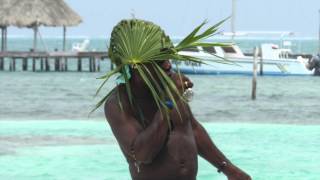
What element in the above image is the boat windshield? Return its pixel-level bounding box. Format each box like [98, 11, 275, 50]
[182, 47, 199, 52]
[203, 46, 216, 54]
[222, 46, 237, 53]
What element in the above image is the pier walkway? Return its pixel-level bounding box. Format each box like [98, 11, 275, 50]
[0, 51, 109, 72]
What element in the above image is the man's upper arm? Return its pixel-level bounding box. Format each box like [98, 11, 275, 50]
[104, 98, 142, 156]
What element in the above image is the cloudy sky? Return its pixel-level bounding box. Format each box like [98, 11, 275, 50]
[7, 0, 320, 38]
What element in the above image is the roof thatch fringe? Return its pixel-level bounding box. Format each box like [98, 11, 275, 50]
[0, 0, 82, 27]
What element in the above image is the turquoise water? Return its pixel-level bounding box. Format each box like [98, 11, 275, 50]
[0, 121, 319, 180]
[1, 38, 320, 179]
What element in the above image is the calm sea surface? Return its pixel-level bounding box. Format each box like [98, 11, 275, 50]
[0, 38, 319, 180]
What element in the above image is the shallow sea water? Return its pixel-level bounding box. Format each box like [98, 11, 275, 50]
[0, 121, 319, 180]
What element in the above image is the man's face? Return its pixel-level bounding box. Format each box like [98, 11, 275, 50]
[160, 60, 193, 94]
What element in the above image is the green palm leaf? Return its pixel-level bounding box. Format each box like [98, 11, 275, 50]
[94, 18, 231, 126]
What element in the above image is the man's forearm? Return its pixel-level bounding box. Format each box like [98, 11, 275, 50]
[192, 119, 232, 171]
[132, 111, 169, 163]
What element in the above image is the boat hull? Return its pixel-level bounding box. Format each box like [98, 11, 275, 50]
[173, 57, 313, 76]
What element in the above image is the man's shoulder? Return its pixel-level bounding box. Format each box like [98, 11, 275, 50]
[104, 86, 130, 121]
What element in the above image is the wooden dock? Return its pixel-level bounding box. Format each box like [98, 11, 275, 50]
[0, 51, 109, 72]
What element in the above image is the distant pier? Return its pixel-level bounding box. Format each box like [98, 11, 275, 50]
[0, 51, 109, 72]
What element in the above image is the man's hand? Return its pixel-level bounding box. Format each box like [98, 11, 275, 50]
[223, 164, 252, 180]
[169, 71, 193, 95]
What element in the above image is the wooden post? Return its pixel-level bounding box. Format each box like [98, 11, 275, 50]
[60, 56, 64, 71]
[0, 27, 3, 70]
[32, 58, 36, 72]
[30, 49, 36, 72]
[1, 27, 3, 51]
[45, 57, 50, 71]
[22, 58, 28, 71]
[9, 58, 13, 71]
[231, 0, 236, 41]
[5, 27, 7, 51]
[318, 9, 320, 54]
[97, 58, 101, 72]
[2, 26, 7, 51]
[0, 58, 3, 71]
[55, 58, 59, 71]
[54, 49, 60, 71]
[93, 57, 96, 72]
[12, 58, 16, 71]
[78, 57, 82, 71]
[62, 26, 67, 72]
[252, 47, 258, 100]
[63, 26, 67, 51]
[64, 58, 68, 71]
[40, 58, 44, 71]
[89, 57, 93, 72]
[259, 47, 263, 76]
[33, 25, 38, 52]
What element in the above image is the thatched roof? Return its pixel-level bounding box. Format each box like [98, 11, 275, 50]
[0, 0, 82, 27]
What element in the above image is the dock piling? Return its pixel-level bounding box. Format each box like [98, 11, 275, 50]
[13, 58, 16, 71]
[32, 58, 36, 72]
[40, 58, 44, 71]
[45, 57, 50, 71]
[93, 57, 96, 72]
[89, 57, 93, 72]
[259, 48, 264, 76]
[22, 58, 28, 71]
[252, 47, 258, 100]
[97, 58, 101, 72]
[64, 58, 68, 71]
[60, 58, 65, 71]
[77, 57, 82, 71]
[54, 57, 60, 71]
[9, 58, 13, 71]
[0, 58, 3, 70]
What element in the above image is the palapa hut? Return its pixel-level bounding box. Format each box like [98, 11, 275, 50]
[0, 0, 82, 51]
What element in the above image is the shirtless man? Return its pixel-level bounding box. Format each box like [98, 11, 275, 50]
[104, 60, 251, 180]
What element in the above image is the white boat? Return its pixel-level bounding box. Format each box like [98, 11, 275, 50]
[72, 39, 90, 52]
[173, 0, 317, 76]
[173, 42, 314, 76]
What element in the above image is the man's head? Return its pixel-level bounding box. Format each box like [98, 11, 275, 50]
[95, 18, 225, 112]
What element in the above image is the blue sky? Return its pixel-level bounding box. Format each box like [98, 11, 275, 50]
[7, 0, 320, 38]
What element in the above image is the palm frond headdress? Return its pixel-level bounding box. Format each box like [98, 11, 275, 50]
[95, 18, 229, 126]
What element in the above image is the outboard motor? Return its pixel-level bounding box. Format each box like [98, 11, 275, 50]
[307, 54, 320, 76]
